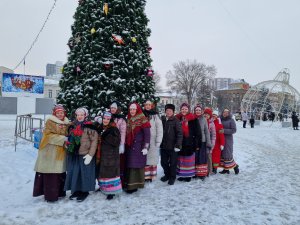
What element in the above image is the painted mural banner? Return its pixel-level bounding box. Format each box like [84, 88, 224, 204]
[2, 73, 44, 97]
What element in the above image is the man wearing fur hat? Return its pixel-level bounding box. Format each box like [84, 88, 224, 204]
[160, 104, 183, 185]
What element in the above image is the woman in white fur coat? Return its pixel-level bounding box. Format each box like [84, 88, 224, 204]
[143, 100, 163, 182]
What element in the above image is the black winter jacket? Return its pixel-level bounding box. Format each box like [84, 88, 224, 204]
[160, 116, 183, 151]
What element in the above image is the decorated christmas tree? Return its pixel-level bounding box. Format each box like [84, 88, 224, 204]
[58, 0, 156, 117]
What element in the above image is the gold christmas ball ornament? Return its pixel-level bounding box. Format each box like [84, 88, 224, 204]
[132, 37, 137, 43]
[91, 28, 96, 34]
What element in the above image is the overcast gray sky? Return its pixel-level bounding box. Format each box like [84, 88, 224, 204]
[0, 0, 299, 91]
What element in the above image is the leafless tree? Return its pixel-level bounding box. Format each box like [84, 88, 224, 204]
[166, 60, 217, 107]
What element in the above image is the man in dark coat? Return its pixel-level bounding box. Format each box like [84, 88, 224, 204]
[160, 104, 183, 185]
[291, 111, 299, 130]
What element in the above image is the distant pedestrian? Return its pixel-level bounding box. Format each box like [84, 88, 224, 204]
[242, 111, 248, 128]
[292, 111, 299, 130]
[249, 115, 255, 128]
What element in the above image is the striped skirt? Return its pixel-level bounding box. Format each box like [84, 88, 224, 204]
[177, 153, 195, 177]
[195, 144, 208, 177]
[219, 158, 237, 170]
[145, 165, 157, 180]
[98, 177, 122, 195]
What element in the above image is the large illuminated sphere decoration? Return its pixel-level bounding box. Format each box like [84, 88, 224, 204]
[241, 68, 300, 119]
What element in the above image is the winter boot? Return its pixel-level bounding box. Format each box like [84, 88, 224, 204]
[76, 192, 89, 202]
[199, 176, 206, 181]
[126, 189, 138, 194]
[177, 177, 185, 181]
[219, 169, 230, 174]
[212, 168, 217, 174]
[168, 179, 175, 185]
[185, 177, 191, 182]
[69, 191, 81, 200]
[234, 165, 240, 175]
[106, 194, 115, 200]
[160, 176, 169, 182]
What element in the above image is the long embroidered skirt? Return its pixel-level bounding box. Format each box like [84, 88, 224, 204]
[144, 165, 157, 180]
[219, 158, 237, 170]
[212, 146, 221, 168]
[195, 143, 208, 177]
[98, 177, 122, 195]
[177, 153, 195, 177]
[220, 146, 237, 170]
[120, 153, 126, 186]
[64, 154, 96, 193]
[124, 168, 145, 190]
[33, 172, 66, 201]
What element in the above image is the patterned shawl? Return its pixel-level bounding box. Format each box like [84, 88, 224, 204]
[126, 103, 151, 147]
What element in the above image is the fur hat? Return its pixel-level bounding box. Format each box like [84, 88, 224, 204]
[165, 104, 175, 112]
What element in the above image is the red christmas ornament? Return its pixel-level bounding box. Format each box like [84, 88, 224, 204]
[147, 47, 152, 53]
[146, 68, 154, 77]
[104, 63, 111, 70]
[103, 61, 113, 70]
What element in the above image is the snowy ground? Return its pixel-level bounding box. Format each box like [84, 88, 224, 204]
[0, 118, 300, 225]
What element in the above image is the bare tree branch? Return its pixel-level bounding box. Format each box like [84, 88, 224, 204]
[166, 60, 217, 106]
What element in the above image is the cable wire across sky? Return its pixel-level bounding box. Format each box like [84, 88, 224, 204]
[13, 0, 58, 71]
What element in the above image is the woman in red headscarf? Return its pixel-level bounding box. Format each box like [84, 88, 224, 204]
[33, 105, 69, 202]
[124, 102, 151, 193]
[176, 103, 200, 182]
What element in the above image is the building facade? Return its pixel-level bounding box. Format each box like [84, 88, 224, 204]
[211, 78, 234, 90]
[46, 61, 63, 77]
[44, 76, 60, 102]
[215, 79, 250, 113]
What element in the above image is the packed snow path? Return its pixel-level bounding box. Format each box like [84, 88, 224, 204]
[0, 120, 299, 225]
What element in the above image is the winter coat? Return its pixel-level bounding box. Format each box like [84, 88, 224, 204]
[78, 124, 99, 156]
[160, 115, 183, 150]
[212, 119, 225, 152]
[34, 115, 69, 174]
[99, 126, 121, 178]
[208, 118, 216, 149]
[126, 127, 151, 168]
[196, 116, 212, 148]
[242, 112, 248, 121]
[176, 114, 201, 156]
[114, 117, 127, 145]
[220, 114, 237, 160]
[146, 114, 163, 165]
[292, 114, 299, 127]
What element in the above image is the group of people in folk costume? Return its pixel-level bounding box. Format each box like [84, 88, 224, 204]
[33, 101, 239, 202]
